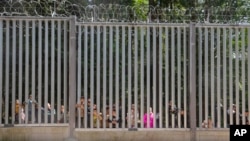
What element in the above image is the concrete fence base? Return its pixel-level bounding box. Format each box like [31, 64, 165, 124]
[0, 126, 229, 141]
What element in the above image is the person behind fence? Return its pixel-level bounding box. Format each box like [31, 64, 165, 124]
[24, 95, 37, 123]
[118, 104, 123, 128]
[107, 105, 121, 128]
[20, 104, 25, 123]
[214, 100, 224, 127]
[15, 99, 26, 124]
[58, 105, 67, 123]
[93, 104, 103, 128]
[75, 96, 85, 127]
[47, 103, 56, 123]
[227, 104, 242, 126]
[180, 108, 185, 128]
[105, 106, 110, 128]
[168, 100, 179, 127]
[15, 99, 21, 124]
[34, 103, 40, 123]
[87, 98, 92, 128]
[143, 107, 154, 128]
[126, 104, 139, 128]
[202, 116, 214, 128]
[245, 110, 249, 125]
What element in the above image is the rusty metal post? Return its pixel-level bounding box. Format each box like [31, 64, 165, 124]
[189, 22, 196, 141]
[68, 16, 76, 140]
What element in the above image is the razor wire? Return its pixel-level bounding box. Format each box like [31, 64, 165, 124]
[0, 0, 250, 23]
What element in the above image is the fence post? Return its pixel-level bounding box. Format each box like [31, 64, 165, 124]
[0, 20, 2, 125]
[189, 22, 196, 141]
[68, 16, 76, 140]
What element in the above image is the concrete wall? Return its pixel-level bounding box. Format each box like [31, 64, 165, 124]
[74, 129, 190, 141]
[0, 126, 229, 141]
[0, 125, 68, 141]
[196, 130, 229, 141]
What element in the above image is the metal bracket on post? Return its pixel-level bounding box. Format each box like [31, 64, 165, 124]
[189, 22, 197, 141]
[66, 16, 77, 141]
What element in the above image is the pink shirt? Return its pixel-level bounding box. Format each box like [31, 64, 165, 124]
[143, 113, 154, 128]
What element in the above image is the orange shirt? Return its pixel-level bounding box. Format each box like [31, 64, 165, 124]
[15, 103, 19, 114]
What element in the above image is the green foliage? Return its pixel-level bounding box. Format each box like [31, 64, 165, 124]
[133, 0, 149, 21]
[134, 0, 148, 5]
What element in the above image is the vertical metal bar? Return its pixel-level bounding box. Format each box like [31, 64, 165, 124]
[109, 25, 113, 128]
[171, 27, 175, 128]
[134, 26, 138, 128]
[44, 20, 49, 124]
[210, 27, 215, 127]
[12, 20, 17, 124]
[31, 20, 36, 124]
[152, 26, 156, 128]
[229, 28, 233, 125]
[38, 20, 42, 124]
[0, 20, 2, 125]
[57, 20, 62, 123]
[63, 20, 68, 123]
[90, 25, 94, 128]
[241, 28, 246, 125]
[24, 20, 29, 124]
[189, 23, 196, 141]
[121, 26, 125, 128]
[51, 20, 55, 123]
[159, 26, 163, 128]
[83, 25, 88, 128]
[18, 20, 23, 124]
[183, 27, 187, 128]
[235, 28, 239, 125]
[248, 28, 250, 124]
[198, 27, 203, 128]
[204, 27, 208, 122]
[115, 25, 119, 128]
[223, 27, 227, 128]
[77, 25, 82, 128]
[128, 26, 132, 128]
[140, 26, 144, 128]
[146, 26, 150, 128]
[216, 27, 221, 128]
[215, 27, 222, 127]
[165, 27, 169, 128]
[221, 28, 227, 128]
[96, 25, 101, 128]
[5, 20, 10, 124]
[102, 26, 107, 128]
[68, 17, 76, 138]
[177, 27, 181, 128]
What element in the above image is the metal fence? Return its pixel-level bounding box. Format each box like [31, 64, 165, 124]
[0, 17, 250, 131]
[75, 23, 189, 129]
[0, 17, 70, 125]
[196, 25, 250, 128]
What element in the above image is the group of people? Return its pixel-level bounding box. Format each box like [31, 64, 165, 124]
[75, 96, 122, 128]
[9, 95, 173, 127]
[12, 95, 249, 128]
[226, 104, 249, 126]
[14, 95, 66, 124]
[74, 96, 182, 128]
[202, 103, 249, 128]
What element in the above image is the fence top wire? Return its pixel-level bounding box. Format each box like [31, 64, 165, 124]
[0, 0, 250, 24]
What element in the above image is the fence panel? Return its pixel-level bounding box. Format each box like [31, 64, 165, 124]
[1, 17, 250, 131]
[75, 23, 190, 129]
[196, 25, 250, 129]
[0, 17, 70, 125]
